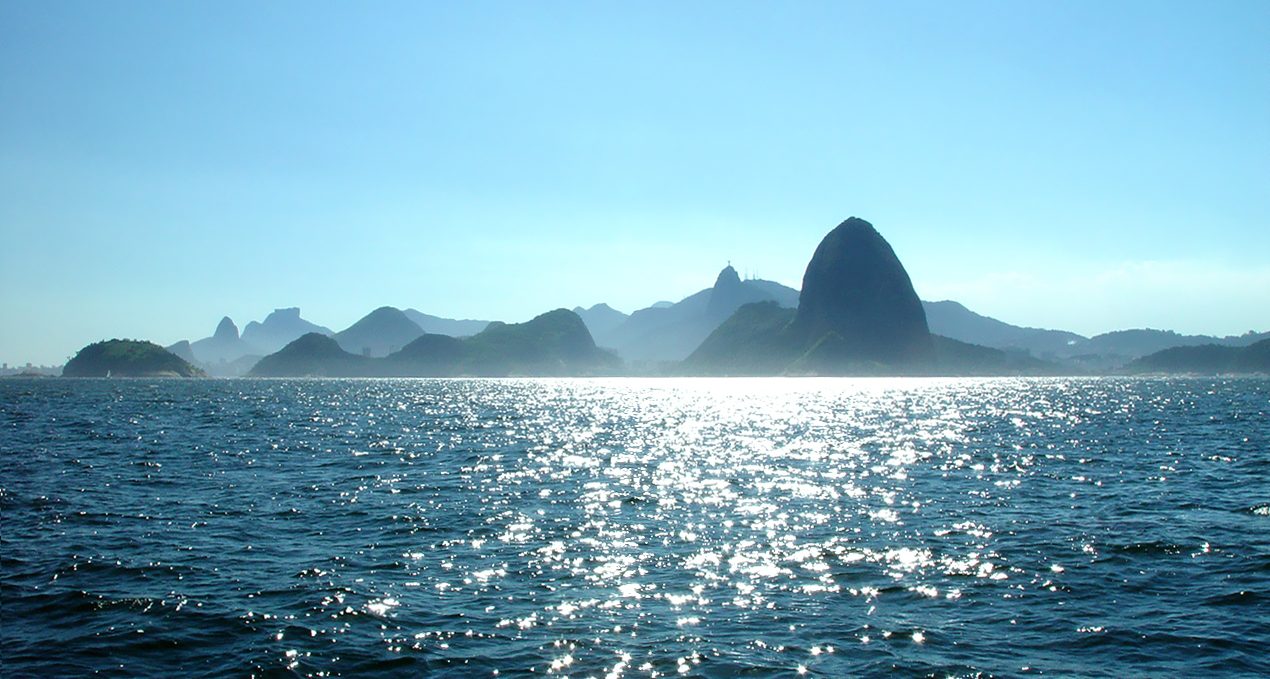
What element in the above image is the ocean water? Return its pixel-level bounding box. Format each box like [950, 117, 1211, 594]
[1, 377, 1266, 678]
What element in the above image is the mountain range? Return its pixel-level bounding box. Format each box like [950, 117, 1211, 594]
[148, 214, 1266, 378]
[250, 309, 617, 377]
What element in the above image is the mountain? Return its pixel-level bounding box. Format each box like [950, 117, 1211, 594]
[744, 279, 800, 308]
[681, 301, 798, 374]
[458, 309, 619, 376]
[189, 316, 259, 365]
[251, 309, 618, 377]
[928, 335, 1062, 376]
[241, 308, 333, 354]
[922, 300, 1085, 359]
[571, 304, 629, 347]
[1127, 339, 1270, 374]
[401, 309, 491, 337]
[1079, 329, 1270, 361]
[250, 333, 373, 377]
[64, 340, 205, 378]
[334, 307, 424, 357]
[790, 217, 932, 363]
[920, 302, 1268, 368]
[601, 265, 801, 363]
[686, 217, 1057, 376]
[166, 340, 197, 364]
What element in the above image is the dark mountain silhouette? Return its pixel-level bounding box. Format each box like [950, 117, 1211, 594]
[241, 308, 333, 354]
[790, 217, 932, 363]
[599, 265, 800, 363]
[251, 333, 373, 377]
[1126, 338, 1270, 374]
[251, 309, 618, 377]
[385, 333, 468, 375]
[401, 309, 491, 337]
[64, 339, 205, 378]
[334, 307, 424, 357]
[686, 217, 1058, 375]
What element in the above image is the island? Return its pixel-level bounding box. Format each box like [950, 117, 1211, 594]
[63, 339, 206, 377]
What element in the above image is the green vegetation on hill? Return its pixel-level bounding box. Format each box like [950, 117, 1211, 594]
[63, 340, 205, 377]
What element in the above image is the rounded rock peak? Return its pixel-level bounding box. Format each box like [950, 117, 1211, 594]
[792, 217, 931, 363]
[713, 264, 742, 289]
[214, 316, 239, 341]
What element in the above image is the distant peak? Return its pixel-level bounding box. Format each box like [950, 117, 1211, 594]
[214, 316, 239, 341]
[269, 307, 301, 319]
[714, 264, 741, 289]
[837, 216, 877, 234]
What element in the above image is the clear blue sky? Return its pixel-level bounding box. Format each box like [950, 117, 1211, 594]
[2, 1, 1267, 365]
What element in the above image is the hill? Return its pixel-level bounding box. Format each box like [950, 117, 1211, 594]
[598, 265, 800, 363]
[241, 308, 334, 354]
[459, 309, 619, 376]
[922, 300, 1085, 359]
[1126, 339, 1270, 374]
[251, 309, 618, 377]
[571, 304, 629, 346]
[335, 307, 425, 357]
[1080, 329, 1270, 361]
[686, 218, 1062, 376]
[63, 340, 205, 378]
[186, 317, 262, 376]
[401, 309, 491, 337]
[250, 333, 375, 377]
[789, 217, 931, 364]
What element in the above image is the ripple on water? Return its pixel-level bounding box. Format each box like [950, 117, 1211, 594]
[1, 376, 1268, 677]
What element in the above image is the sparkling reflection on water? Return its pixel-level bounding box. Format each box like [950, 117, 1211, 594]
[1, 377, 1267, 676]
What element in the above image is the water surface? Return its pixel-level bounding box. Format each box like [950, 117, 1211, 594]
[2, 377, 1267, 676]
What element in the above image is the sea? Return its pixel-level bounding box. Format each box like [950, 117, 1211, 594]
[1, 377, 1266, 677]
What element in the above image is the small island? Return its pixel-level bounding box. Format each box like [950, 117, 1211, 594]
[63, 339, 206, 378]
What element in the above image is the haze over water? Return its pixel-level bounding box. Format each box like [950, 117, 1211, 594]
[2, 377, 1266, 676]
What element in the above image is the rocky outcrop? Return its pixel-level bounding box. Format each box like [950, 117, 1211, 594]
[687, 217, 948, 374]
[190, 316, 258, 365]
[213, 317, 239, 341]
[241, 308, 334, 354]
[790, 217, 932, 364]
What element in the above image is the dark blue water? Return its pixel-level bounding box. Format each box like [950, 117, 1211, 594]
[2, 378, 1267, 677]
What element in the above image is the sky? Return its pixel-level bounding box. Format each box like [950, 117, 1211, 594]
[2, 1, 1268, 365]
